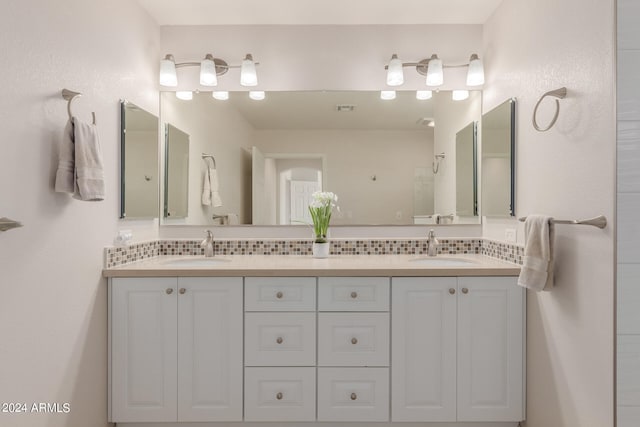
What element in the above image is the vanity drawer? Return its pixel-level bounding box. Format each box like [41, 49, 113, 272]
[317, 367, 389, 421]
[318, 313, 389, 366]
[245, 313, 316, 366]
[245, 277, 316, 312]
[244, 367, 316, 422]
[318, 277, 390, 311]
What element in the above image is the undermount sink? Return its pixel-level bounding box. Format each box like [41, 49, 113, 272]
[408, 257, 477, 267]
[161, 257, 232, 267]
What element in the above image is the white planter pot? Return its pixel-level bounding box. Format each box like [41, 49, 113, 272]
[312, 242, 330, 258]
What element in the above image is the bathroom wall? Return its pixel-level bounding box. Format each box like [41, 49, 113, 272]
[617, 0, 640, 425]
[483, 0, 615, 426]
[0, 1, 159, 427]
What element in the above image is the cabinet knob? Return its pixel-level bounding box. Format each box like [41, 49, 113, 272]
[276, 291, 284, 299]
[276, 337, 284, 344]
[351, 337, 358, 345]
[462, 288, 469, 294]
[350, 393, 357, 401]
[276, 392, 283, 400]
[179, 288, 186, 294]
[449, 288, 456, 294]
[350, 291, 358, 299]
[166, 288, 173, 295]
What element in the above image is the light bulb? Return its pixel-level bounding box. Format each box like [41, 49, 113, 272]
[426, 54, 443, 87]
[176, 91, 193, 101]
[416, 90, 433, 100]
[380, 90, 396, 100]
[212, 91, 229, 100]
[200, 54, 217, 86]
[466, 54, 485, 86]
[240, 54, 258, 87]
[386, 54, 404, 86]
[159, 54, 177, 87]
[452, 90, 469, 101]
[249, 91, 265, 100]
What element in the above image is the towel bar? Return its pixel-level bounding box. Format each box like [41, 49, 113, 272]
[518, 215, 607, 229]
[202, 153, 217, 168]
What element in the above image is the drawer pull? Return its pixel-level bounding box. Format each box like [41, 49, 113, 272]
[462, 288, 469, 294]
[179, 288, 186, 294]
[276, 337, 284, 344]
[166, 288, 173, 295]
[351, 337, 358, 345]
[350, 291, 358, 299]
[449, 288, 456, 294]
[276, 291, 284, 299]
[350, 392, 357, 401]
[276, 392, 283, 400]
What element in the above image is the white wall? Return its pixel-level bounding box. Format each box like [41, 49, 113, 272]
[0, 1, 159, 426]
[483, 1, 615, 426]
[617, 0, 640, 425]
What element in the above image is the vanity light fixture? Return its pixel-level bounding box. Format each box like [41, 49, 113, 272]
[380, 90, 396, 100]
[175, 91, 193, 101]
[384, 53, 485, 88]
[212, 91, 229, 100]
[416, 90, 433, 100]
[249, 90, 265, 100]
[452, 90, 470, 101]
[159, 53, 259, 88]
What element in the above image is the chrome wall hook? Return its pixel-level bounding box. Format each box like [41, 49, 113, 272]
[532, 87, 566, 132]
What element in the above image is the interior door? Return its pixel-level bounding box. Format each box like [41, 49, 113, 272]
[289, 180, 319, 224]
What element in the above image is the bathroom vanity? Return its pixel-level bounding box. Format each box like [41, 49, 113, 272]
[104, 255, 524, 426]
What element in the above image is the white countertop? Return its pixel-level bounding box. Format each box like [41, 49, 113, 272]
[103, 254, 520, 277]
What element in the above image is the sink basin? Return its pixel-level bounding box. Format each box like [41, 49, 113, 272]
[161, 257, 232, 267]
[408, 257, 477, 267]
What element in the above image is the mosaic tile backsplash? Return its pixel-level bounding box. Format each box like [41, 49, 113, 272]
[105, 238, 523, 268]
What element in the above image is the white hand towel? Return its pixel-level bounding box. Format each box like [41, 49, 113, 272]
[209, 168, 223, 207]
[55, 119, 75, 193]
[202, 167, 212, 206]
[73, 118, 105, 201]
[518, 214, 555, 291]
[226, 213, 239, 225]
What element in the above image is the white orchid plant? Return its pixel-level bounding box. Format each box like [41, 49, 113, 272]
[309, 191, 338, 243]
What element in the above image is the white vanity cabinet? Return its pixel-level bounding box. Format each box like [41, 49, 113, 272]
[109, 277, 243, 423]
[392, 276, 525, 423]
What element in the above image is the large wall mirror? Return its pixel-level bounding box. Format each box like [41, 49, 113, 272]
[119, 101, 159, 219]
[481, 98, 516, 217]
[160, 90, 481, 226]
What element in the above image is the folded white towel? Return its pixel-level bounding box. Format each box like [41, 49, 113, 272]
[209, 168, 222, 207]
[54, 119, 75, 193]
[518, 215, 555, 291]
[202, 167, 212, 206]
[73, 118, 104, 201]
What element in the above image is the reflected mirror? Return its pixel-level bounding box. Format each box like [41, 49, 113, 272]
[160, 90, 481, 226]
[481, 98, 516, 217]
[456, 121, 478, 217]
[164, 124, 190, 219]
[119, 101, 159, 219]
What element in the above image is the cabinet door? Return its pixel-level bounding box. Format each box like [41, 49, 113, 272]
[111, 278, 178, 422]
[457, 276, 524, 422]
[177, 277, 243, 421]
[391, 277, 457, 422]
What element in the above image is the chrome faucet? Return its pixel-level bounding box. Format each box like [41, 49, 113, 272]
[201, 230, 215, 257]
[426, 229, 439, 257]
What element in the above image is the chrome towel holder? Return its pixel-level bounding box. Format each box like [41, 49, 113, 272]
[518, 214, 607, 229]
[0, 217, 23, 232]
[532, 87, 566, 132]
[62, 88, 96, 125]
[202, 153, 217, 169]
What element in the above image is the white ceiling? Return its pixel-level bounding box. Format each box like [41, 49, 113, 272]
[137, 0, 503, 26]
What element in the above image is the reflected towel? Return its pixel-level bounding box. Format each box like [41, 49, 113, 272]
[202, 167, 212, 206]
[55, 120, 75, 193]
[517, 215, 555, 291]
[209, 168, 222, 207]
[73, 118, 104, 201]
[226, 213, 239, 225]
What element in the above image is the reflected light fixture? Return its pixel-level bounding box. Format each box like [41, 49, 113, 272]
[159, 53, 259, 88]
[241, 54, 258, 87]
[386, 54, 404, 86]
[380, 90, 396, 100]
[452, 90, 470, 101]
[212, 91, 229, 100]
[176, 91, 193, 100]
[249, 90, 265, 100]
[384, 53, 485, 88]
[416, 90, 433, 100]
